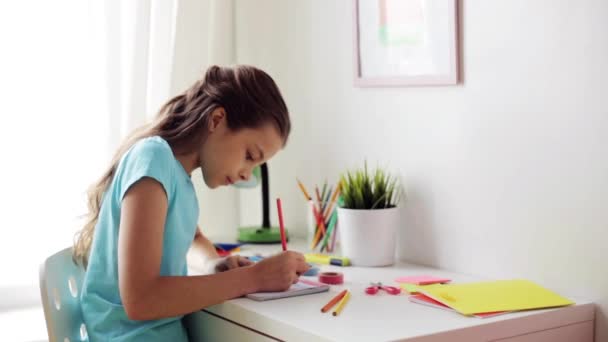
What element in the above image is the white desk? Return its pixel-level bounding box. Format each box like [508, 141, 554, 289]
[184, 240, 594, 342]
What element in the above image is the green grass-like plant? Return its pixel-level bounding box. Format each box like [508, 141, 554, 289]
[339, 162, 400, 210]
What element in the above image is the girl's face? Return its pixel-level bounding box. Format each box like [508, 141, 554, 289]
[198, 107, 284, 189]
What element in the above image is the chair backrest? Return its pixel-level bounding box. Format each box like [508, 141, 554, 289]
[39, 247, 88, 342]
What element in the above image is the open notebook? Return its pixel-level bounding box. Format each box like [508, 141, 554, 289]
[246, 278, 330, 301]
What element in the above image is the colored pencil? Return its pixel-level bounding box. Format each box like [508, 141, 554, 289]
[276, 198, 287, 251]
[329, 222, 338, 253]
[321, 290, 347, 313]
[315, 186, 322, 204]
[310, 216, 327, 250]
[323, 182, 342, 220]
[320, 181, 328, 204]
[311, 204, 326, 236]
[320, 210, 338, 252]
[296, 178, 312, 201]
[332, 290, 351, 316]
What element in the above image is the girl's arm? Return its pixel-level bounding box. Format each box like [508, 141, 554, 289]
[118, 177, 308, 321]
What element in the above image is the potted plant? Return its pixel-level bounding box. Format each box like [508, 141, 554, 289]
[338, 162, 401, 266]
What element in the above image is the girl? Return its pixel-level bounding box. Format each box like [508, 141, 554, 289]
[74, 65, 310, 341]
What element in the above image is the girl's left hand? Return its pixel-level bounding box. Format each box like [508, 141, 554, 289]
[214, 255, 253, 273]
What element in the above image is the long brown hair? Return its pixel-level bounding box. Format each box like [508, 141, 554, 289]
[73, 65, 290, 266]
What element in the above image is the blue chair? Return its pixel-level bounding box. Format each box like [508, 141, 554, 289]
[39, 248, 88, 342]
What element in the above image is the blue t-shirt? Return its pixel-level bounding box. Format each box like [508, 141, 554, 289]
[81, 136, 199, 341]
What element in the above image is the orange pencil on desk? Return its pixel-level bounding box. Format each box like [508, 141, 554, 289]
[321, 290, 347, 313]
[276, 198, 287, 251]
[332, 290, 351, 316]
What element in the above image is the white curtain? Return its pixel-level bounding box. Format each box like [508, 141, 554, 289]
[0, 0, 179, 309]
[0, 0, 239, 315]
[0, 0, 240, 311]
[94, 0, 179, 151]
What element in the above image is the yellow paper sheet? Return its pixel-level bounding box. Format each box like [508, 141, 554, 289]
[400, 283, 421, 294]
[418, 279, 574, 315]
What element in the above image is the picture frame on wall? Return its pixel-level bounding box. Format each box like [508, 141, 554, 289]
[353, 0, 459, 87]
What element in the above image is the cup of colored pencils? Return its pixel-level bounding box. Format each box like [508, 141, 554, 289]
[297, 178, 341, 252]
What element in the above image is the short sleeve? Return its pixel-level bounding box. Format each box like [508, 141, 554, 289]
[116, 138, 176, 203]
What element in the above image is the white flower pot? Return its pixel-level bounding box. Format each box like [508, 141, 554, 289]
[337, 207, 400, 267]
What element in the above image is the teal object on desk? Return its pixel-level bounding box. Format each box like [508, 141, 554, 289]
[303, 266, 320, 276]
[247, 255, 265, 262]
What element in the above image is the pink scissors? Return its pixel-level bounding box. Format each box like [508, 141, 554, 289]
[365, 282, 402, 295]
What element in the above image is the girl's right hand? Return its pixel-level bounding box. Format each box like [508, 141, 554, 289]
[251, 251, 310, 292]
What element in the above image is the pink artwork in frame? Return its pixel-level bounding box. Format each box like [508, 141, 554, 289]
[353, 0, 459, 87]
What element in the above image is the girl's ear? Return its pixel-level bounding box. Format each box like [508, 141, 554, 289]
[208, 107, 226, 133]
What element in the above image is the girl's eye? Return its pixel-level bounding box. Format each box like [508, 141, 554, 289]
[246, 152, 254, 161]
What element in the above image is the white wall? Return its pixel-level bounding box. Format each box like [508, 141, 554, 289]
[234, 0, 608, 340]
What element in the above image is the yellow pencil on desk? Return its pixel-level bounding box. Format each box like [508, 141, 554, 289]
[332, 290, 351, 316]
[321, 289, 347, 313]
